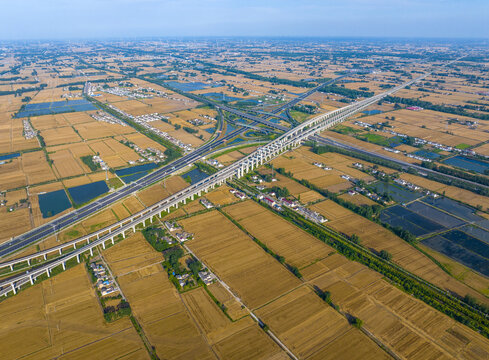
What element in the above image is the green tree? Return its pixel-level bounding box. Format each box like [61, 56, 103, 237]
[379, 250, 392, 261]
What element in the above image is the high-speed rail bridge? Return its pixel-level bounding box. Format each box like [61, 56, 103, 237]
[0, 76, 345, 259]
[0, 71, 427, 297]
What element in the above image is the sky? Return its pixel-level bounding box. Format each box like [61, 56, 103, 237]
[0, 0, 487, 40]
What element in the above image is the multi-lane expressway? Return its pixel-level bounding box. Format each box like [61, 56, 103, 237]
[0, 71, 427, 296]
[0, 76, 345, 259]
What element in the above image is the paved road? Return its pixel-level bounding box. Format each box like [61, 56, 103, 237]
[0, 127, 240, 257]
[0, 78, 342, 258]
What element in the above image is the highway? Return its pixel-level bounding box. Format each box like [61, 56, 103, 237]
[0, 77, 344, 258]
[0, 70, 425, 295]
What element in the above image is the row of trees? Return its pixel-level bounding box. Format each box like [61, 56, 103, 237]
[277, 208, 489, 337]
[385, 95, 489, 120]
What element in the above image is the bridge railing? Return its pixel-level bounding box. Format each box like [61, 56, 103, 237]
[0, 72, 428, 297]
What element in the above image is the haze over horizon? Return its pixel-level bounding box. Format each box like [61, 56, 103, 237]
[1, 0, 488, 40]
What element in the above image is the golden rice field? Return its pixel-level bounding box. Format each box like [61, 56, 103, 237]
[255, 285, 389, 360]
[181, 210, 302, 309]
[310, 199, 489, 305]
[0, 264, 147, 359]
[104, 233, 285, 360]
[305, 253, 489, 360]
[224, 200, 333, 269]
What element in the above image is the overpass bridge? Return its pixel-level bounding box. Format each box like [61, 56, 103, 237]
[0, 71, 428, 297]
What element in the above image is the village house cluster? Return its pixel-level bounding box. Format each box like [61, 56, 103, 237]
[229, 188, 247, 200]
[256, 193, 328, 224]
[205, 158, 224, 168]
[200, 198, 214, 209]
[313, 162, 332, 170]
[22, 119, 37, 139]
[92, 155, 109, 170]
[106, 104, 194, 153]
[164, 221, 193, 243]
[89, 261, 118, 296]
[100, 86, 153, 99]
[133, 113, 194, 153]
[90, 110, 127, 126]
[120, 140, 167, 164]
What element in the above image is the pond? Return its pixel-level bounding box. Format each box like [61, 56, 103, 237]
[224, 123, 237, 135]
[165, 81, 211, 92]
[422, 230, 489, 276]
[380, 205, 445, 237]
[414, 150, 440, 160]
[228, 138, 245, 146]
[38, 189, 71, 218]
[120, 171, 149, 184]
[372, 181, 422, 203]
[422, 197, 480, 222]
[15, 99, 97, 118]
[0, 152, 20, 161]
[363, 109, 382, 115]
[442, 156, 489, 174]
[68, 181, 109, 205]
[181, 168, 208, 184]
[115, 163, 158, 177]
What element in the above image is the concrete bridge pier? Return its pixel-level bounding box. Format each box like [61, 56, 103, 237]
[102, 241, 106, 250]
[76, 254, 80, 263]
[111, 237, 115, 245]
[43, 254, 47, 261]
[46, 268, 50, 277]
[11, 283, 16, 295]
[62, 262, 66, 270]
[90, 247, 93, 256]
[9, 265, 13, 272]
[29, 275, 34, 286]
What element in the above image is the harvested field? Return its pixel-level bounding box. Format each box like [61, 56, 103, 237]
[119, 133, 167, 153]
[50, 148, 85, 178]
[74, 120, 132, 140]
[207, 282, 249, 320]
[123, 196, 145, 214]
[182, 198, 205, 214]
[40, 126, 81, 146]
[181, 210, 301, 309]
[338, 192, 377, 206]
[213, 324, 288, 360]
[255, 285, 387, 359]
[182, 286, 286, 359]
[104, 234, 216, 359]
[0, 264, 147, 359]
[224, 200, 334, 268]
[316, 271, 489, 360]
[204, 185, 240, 206]
[0, 158, 26, 190]
[0, 207, 31, 244]
[311, 199, 489, 305]
[30, 113, 69, 130]
[215, 150, 245, 166]
[270, 149, 375, 193]
[137, 176, 188, 207]
[22, 151, 57, 185]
